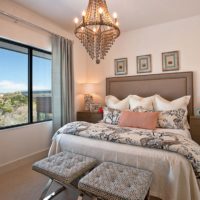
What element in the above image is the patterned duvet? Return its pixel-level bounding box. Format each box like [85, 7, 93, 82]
[54, 121, 200, 178]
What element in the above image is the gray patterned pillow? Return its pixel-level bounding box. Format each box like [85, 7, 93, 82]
[132, 106, 186, 129]
[158, 108, 186, 129]
[103, 107, 121, 125]
[132, 106, 153, 112]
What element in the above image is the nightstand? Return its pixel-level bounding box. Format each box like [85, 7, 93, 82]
[77, 111, 103, 123]
[190, 116, 200, 145]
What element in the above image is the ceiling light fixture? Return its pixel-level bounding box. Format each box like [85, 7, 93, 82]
[74, 0, 120, 64]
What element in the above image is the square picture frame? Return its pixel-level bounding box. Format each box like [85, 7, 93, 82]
[137, 54, 152, 74]
[114, 58, 128, 75]
[89, 103, 101, 112]
[162, 51, 179, 71]
[194, 108, 200, 117]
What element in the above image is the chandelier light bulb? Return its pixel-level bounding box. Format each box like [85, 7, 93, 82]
[113, 12, 118, 19]
[74, 17, 79, 24]
[98, 7, 103, 14]
[116, 21, 119, 26]
[93, 27, 97, 32]
[82, 10, 86, 16]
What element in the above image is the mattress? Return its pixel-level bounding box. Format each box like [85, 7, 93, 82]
[49, 126, 200, 200]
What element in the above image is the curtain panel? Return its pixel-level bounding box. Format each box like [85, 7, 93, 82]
[52, 36, 74, 133]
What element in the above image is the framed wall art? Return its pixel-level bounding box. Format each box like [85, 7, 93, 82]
[114, 58, 128, 75]
[137, 54, 152, 74]
[162, 51, 179, 71]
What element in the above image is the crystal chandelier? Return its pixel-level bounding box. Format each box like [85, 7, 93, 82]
[74, 0, 120, 64]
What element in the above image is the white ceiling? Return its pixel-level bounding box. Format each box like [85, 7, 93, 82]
[12, 0, 200, 32]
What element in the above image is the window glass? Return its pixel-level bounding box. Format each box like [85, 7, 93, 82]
[0, 41, 28, 127]
[32, 50, 52, 122]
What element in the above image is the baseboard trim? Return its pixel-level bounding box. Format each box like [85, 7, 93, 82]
[0, 148, 49, 175]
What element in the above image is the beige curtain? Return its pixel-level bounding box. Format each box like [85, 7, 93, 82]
[52, 35, 74, 132]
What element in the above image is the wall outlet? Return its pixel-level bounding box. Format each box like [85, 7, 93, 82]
[194, 108, 200, 116]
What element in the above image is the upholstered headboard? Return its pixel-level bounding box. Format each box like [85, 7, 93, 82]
[106, 72, 194, 116]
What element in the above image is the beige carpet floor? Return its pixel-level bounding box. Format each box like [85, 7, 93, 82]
[0, 163, 160, 200]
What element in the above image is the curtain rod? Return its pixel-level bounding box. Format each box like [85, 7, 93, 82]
[0, 10, 66, 38]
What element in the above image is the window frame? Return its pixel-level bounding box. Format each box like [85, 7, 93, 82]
[0, 38, 52, 130]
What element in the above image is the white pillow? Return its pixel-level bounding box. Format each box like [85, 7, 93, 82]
[105, 95, 129, 111]
[129, 95, 155, 111]
[153, 95, 191, 111]
[153, 95, 191, 129]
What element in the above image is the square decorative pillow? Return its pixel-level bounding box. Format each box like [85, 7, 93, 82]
[158, 108, 186, 129]
[103, 107, 121, 125]
[129, 95, 155, 111]
[105, 95, 129, 111]
[153, 95, 191, 129]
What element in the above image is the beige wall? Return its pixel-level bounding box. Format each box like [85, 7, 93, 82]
[87, 15, 200, 111]
[0, 0, 87, 167]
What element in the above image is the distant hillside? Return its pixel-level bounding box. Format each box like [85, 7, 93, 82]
[22, 90, 51, 97]
[0, 90, 51, 97]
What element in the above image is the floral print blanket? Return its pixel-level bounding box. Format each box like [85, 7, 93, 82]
[54, 121, 200, 178]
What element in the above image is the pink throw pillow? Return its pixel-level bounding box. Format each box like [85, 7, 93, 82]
[119, 111, 159, 130]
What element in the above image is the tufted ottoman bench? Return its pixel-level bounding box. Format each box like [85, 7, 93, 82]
[32, 151, 97, 200]
[78, 162, 152, 200]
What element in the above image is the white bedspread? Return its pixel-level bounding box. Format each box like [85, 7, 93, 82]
[49, 127, 200, 200]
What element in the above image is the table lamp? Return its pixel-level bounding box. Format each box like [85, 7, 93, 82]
[82, 83, 94, 111]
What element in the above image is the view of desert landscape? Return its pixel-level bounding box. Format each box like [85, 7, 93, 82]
[0, 91, 52, 127]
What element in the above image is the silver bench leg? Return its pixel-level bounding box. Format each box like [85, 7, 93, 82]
[39, 179, 53, 200]
[39, 179, 65, 200]
[43, 186, 65, 200]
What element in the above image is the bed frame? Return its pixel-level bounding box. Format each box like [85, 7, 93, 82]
[106, 71, 194, 116]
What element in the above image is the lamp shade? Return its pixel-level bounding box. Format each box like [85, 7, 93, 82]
[82, 83, 95, 94]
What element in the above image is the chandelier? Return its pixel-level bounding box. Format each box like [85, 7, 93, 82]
[74, 0, 120, 64]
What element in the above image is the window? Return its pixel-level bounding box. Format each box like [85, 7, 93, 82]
[0, 38, 52, 129]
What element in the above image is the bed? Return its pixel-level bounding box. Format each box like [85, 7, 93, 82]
[49, 71, 200, 200]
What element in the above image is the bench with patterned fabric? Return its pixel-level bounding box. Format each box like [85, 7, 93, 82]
[32, 151, 97, 200]
[78, 162, 152, 200]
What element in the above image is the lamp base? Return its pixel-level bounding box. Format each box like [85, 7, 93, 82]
[84, 94, 93, 111]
